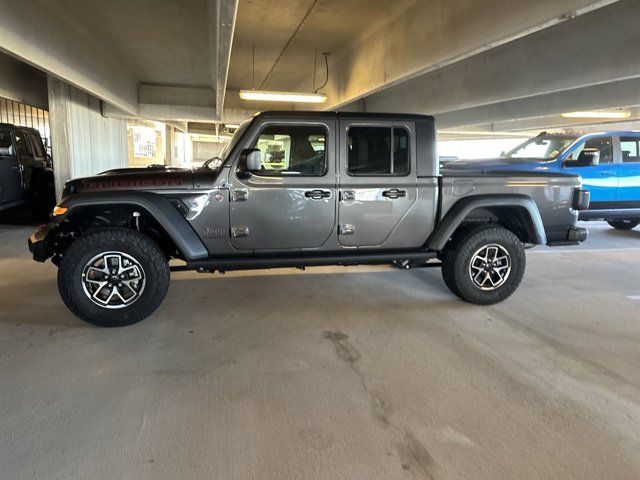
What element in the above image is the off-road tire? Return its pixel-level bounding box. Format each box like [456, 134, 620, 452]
[441, 225, 526, 305]
[57, 228, 170, 327]
[607, 219, 640, 230]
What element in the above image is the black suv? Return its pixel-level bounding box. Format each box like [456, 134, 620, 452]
[0, 123, 55, 218]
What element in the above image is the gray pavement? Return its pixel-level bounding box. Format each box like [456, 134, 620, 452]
[1, 214, 640, 479]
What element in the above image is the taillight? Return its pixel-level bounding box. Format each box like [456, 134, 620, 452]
[572, 189, 590, 211]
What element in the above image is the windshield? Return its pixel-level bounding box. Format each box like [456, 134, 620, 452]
[220, 121, 250, 160]
[504, 135, 577, 160]
[203, 120, 251, 171]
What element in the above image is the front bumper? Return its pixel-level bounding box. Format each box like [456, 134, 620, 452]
[28, 225, 54, 262]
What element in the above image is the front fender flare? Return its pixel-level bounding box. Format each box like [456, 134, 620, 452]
[56, 191, 209, 260]
[427, 194, 547, 251]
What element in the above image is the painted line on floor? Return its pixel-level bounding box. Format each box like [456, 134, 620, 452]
[529, 247, 640, 255]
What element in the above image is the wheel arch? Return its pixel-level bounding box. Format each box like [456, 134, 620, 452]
[428, 194, 547, 251]
[55, 191, 208, 261]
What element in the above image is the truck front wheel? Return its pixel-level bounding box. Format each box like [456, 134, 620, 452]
[57, 228, 170, 327]
[441, 225, 525, 305]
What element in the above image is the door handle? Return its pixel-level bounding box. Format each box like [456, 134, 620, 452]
[305, 189, 331, 200]
[600, 171, 615, 176]
[382, 189, 406, 199]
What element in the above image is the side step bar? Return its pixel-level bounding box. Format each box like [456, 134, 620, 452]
[171, 250, 438, 273]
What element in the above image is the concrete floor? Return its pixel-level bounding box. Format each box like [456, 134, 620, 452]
[1, 208, 640, 479]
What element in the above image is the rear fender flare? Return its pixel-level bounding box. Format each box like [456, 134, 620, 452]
[427, 194, 547, 251]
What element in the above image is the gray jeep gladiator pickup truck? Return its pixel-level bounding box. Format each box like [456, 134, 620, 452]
[28, 112, 589, 327]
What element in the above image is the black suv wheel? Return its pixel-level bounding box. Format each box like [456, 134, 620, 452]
[441, 225, 526, 305]
[57, 228, 170, 327]
[607, 219, 640, 230]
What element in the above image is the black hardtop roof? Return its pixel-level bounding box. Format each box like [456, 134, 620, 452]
[0, 123, 42, 134]
[255, 111, 434, 122]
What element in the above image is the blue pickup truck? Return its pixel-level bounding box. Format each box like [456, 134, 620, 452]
[443, 131, 640, 230]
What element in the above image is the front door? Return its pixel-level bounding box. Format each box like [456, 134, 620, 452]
[229, 120, 336, 252]
[561, 135, 618, 209]
[14, 129, 35, 187]
[337, 120, 418, 248]
[0, 130, 22, 204]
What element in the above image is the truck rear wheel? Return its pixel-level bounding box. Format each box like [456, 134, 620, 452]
[441, 225, 525, 305]
[57, 228, 170, 327]
[607, 219, 640, 230]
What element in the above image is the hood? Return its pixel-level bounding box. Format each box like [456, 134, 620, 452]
[64, 168, 196, 194]
[441, 157, 553, 174]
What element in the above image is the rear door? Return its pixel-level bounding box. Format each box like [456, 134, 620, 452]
[337, 119, 418, 248]
[561, 135, 618, 208]
[0, 129, 22, 204]
[618, 135, 640, 209]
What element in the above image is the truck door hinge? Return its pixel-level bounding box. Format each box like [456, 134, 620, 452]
[231, 189, 248, 202]
[340, 190, 355, 201]
[231, 226, 250, 238]
[339, 224, 355, 235]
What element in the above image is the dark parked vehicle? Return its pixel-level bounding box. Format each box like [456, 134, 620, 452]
[29, 112, 589, 327]
[0, 123, 55, 218]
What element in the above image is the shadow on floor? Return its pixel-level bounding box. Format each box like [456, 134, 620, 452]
[0, 204, 39, 227]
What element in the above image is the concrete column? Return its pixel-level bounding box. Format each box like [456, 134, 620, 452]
[165, 125, 173, 166]
[47, 75, 127, 199]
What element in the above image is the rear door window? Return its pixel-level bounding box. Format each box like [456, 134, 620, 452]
[28, 132, 45, 157]
[620, 137, 640, 163]
[347, 126, 410, 176]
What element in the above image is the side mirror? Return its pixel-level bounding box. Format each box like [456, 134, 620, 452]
[237, 148, 262, 178]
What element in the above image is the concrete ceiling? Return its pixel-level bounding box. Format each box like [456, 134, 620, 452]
[0, 0, 238, 121]
[227, 0, 415, 93]
[2, 0, 638, 134]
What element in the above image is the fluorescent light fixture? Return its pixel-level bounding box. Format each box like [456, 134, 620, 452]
[239, 90, 327, 103]
[561, 110, 631, 119]
[439, 130, 529, 137]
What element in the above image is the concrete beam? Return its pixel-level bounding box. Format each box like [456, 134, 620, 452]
[0, 0, 138, 113]
[0, 52, 48, 110]
[211, 0, 239, 117]
[436, 77, 640, 129]
[362, 0, 640, 118]
[298, 0, 620, 110]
